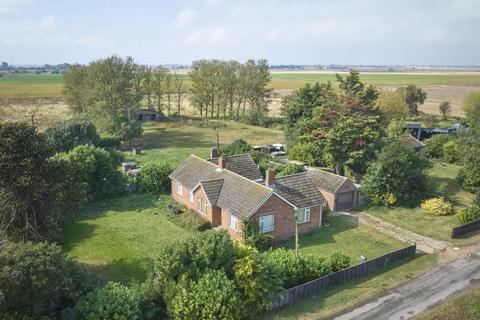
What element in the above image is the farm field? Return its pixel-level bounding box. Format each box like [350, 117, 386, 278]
[265, 252, 437, 320]
[366, 161, 478, 245]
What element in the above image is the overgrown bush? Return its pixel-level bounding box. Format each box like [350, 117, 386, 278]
[421, 198, 454, 216]
[74, 282, 160, 320]
[55, 145, 126, 200]
[263, 249, 351, 288]
[137, 162, 172, 194]
[423, 134, 451, 159]
[168, 270, 243, 320]
[242, 219, 273, 252]
[457, 205, 480, 224]
[360, 142, 430, 206]
[45, 119, 100, 153]
[233, 252, 283, 316]
[442, 140, 460, 163]
[220, 138, 253, 156]
[98, 135, 121, 150]
[0, 241, 96, 319]
[276, 163, 305, 177]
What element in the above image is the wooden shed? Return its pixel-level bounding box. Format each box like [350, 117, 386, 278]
[306, 168, 358, 212]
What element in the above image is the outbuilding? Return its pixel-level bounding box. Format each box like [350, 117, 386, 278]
[306, 168, 358, 212]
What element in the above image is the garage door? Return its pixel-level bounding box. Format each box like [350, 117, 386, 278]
[336, 192, 354, 211]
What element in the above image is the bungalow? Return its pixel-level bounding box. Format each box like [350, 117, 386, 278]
[169, 154, 326, 241]
[306, 167, 358, 212]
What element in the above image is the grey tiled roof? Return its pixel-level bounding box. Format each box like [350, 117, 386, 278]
[207, 154, 263, 181]
[170, 155, 272, 218]
[306, 167, 348, 193]
[270, 172, 326, 209]
[201, 179, 224, 205]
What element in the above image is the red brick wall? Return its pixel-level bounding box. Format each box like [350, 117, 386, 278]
[250, 194, 322, 242]
[220, 209, 243, 241]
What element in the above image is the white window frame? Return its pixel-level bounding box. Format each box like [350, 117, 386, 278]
[188, 190, 193, 203]
[229, 214, 239, 231]
[259, 213, 274, 233]
[296, 207, 311, 224]
[175, 181, 183, 196]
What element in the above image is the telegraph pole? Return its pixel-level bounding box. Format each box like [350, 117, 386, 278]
[294, 212, 299, 258]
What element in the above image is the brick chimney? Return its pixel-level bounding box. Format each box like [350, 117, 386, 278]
[265, 169, 275, 186]
[211, 147, 219, 159]
[218, 156, 225, 169]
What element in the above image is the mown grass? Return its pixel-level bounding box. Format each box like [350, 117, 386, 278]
[266, 252, 437, 320]
[415, 286, 480, 320]
[280, 215, 405, 262]
[366, 161, 478, 244]
[124, 120, 284, 167]
[62, 193, 194, 283]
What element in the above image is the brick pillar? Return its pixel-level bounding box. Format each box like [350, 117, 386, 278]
[218, 156, 225, 169]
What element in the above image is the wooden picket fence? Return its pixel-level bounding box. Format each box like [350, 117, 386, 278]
[451, 219, 480, 238]
[270, 244, 417, 310]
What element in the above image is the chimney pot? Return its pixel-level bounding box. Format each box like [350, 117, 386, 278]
[218, 156, 225, 169]
[211, 147, 219, 159]
[265, 168, 275, 186]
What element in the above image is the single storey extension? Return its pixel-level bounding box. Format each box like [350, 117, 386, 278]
[169, 154, 327, 241]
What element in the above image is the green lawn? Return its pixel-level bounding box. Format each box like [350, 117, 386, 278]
[62, 193, 194, 283]
[366, 161, 477, 244]
[124, 120, 283, 167]
[280, 215, 405, 262]
[0, 73, 64, 98]
[415, 286, 480, 320]
[266, 253, 437, 320]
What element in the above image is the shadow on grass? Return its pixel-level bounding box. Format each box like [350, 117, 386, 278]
[263, 252, 427, 319]
[278, 215, 358, 250]
[94, 257, 153, 283]
[140, 123, 218, 150]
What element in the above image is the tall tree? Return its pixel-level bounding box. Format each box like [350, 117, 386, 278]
[63, 64, 89, 114]
[153, 68, 168, 113]
[377, 90, 409, 120]
[142, 68, 155, 108]
[172, 70, 186, 116]
[164, 70, 174, 117]
[400, 84, 427, 115]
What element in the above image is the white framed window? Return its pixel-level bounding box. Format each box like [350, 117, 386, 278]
[296, 207, 311, 224]
[259, 214, 274, 233]
[229, 214, 239, 231]
[175, 181, 182, 195]
[202, 199, 208, 214]
[188, 190, 193, 203]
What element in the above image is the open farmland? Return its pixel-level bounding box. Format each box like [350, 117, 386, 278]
[1, 70, 480, 124]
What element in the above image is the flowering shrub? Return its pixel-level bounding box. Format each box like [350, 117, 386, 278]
[421, 198, 454, 216]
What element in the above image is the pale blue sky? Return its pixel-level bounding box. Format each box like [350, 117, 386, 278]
[1, 0, 479, 65]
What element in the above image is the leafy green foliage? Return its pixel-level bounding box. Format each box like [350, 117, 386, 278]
[442, 140, 460, 163]
[0, 241, 95, 319]
[73, 282, 160, 320]
[399, 84, 427, 115]
[168, 270, 243, 320]
[423, 134, 451, 159]
[360, 142, 430, 206]
[457, 205, 480, 224]
[276, 163, 305, 177]
[463, 91, 480, 129]
[421, 198, 454, 216]
[152, 230, 236, 295]
[242, 219, 273, 252]
[167, 202, 212, 231]
[263, 249, 351, 288]
[220, 138, 253, 156]
[63, 56, 143, 143]
[439, 101, 451, 120]
[0, 122, 84, 241]
[56, 145, 125, 200]
[377, 90, 409, 120]
[283, 71, 385, 174]
[233, 252, 283, 316]
[45, 119, 100, 152]
[137, 162, 172, 194]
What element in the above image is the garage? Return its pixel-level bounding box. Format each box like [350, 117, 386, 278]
[306, 167, 358, 212]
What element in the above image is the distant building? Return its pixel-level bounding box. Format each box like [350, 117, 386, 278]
[136, 108, 162, 122]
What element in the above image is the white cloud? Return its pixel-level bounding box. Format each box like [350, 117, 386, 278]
[39, 14, 55, 29]
[174, 9, 197, 28]
[205, 0, 223, 6]
[184, 27, 228, 46]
